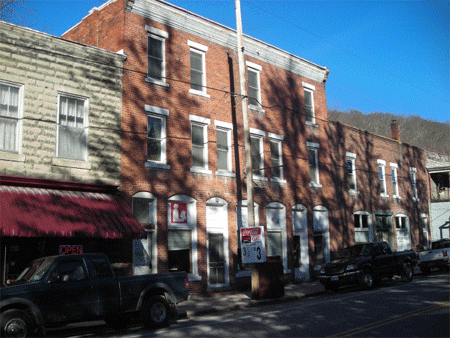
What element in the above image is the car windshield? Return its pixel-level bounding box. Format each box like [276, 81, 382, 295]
[339, 244, 371, 258]
[13, 257, 56, 284]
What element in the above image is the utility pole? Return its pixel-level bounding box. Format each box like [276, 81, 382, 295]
[234, 0, 255, 228]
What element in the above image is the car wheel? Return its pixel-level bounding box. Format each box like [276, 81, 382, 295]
[1, 309, 35, 338]
[402, 263, 414, 282]
[141, 295, 170, 329]
[361, 270, 375, 289]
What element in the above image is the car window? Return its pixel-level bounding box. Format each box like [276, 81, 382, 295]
[56, 261, 88, 282]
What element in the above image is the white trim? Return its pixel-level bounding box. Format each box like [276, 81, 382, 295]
[145, 105, 169, 116]
[145, 25, 169, 38]
[268, 132, 284, 141]
[307, 141, 319, 148]
[189, 115, 211, 125]
[214, 120, 233, 129]
[246, 61, 262, 71]
[146, 111, 167, 165]
[250, 128, 266, 137]
[346, 151, 356, 159]
[266, 202, 288, 274]
[189, 42, 208, 96]
[302, 82, 316, 91]
[188, 40, 208, 52]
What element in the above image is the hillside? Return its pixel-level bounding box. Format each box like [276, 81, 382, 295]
[327, 109, 450, 155]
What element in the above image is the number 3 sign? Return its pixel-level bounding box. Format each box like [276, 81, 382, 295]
[240, 226, 266, 264]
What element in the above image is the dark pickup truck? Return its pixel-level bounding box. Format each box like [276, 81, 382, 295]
[319, 241, 416, 292]
[0, 253, 189, 337]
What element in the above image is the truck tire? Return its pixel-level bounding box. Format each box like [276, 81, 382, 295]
[401, 263, 414, 282]
[141, 295, 170, 329]
[1, 309, 35, 338]
[360, 270, 375, 289]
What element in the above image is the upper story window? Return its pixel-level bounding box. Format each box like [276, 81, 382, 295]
[377, 159, 388, 197]
[346, 152, 357, 193]
[190, 115, 211, 174]
[188, 40, 209, 98]
[307, 142, 321, 188]
[215, 121, 234, 176]
[145, 105, 169, 169]
[145, 26, 169, 87]
[269, 133, 284, 181]
[250, 128, 265, 178]
[0, 81, 22, 153]
[302, 82, 315, 124]
[57, 94, 88, 161]
[391, 163, 400, 198]
[246, 61, 262, 110]
[410, 167, 419, 201]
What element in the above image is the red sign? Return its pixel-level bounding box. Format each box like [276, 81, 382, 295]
[59, 245, 83, 255]
[240, 227, 261, 237]
[170, 202, 188, 224]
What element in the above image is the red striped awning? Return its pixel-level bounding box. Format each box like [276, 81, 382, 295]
[0, 186, 146, 239]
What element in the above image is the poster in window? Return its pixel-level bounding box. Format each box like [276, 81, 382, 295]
[170, 202, 188, 225]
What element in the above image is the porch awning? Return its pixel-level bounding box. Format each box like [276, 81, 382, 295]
[0, 186, 146, 239]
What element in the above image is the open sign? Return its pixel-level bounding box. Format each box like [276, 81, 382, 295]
[59, 245, 83, 255]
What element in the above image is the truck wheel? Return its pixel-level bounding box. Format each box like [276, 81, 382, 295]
[141, 295, 170, 329]
[402, 263, 413, 282]
[361, 270, 374, 289]
[1, 309, 35, 338]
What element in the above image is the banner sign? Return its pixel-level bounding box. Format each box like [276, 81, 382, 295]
[240, 226, 266, 264]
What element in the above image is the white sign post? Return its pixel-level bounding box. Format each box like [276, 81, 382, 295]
[240, 226, 266, 264]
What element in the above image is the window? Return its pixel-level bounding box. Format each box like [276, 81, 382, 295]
[269, 133, 283, 180]
[250, 129, 265, 177]
[188, 40, 209, 97]
[346, 152, 357, 192]
[145, 105, 169, 169]
[0, 82, 21, 153]
[57, 94, 87, 161]
[391, 163, 400, 198]
[215, 121, 234, 176]
[354, 212, 371, 243]
[146, 26, 168, 86]
[190, 115, 211, 173]
[307, 142, 320, 187]
[303, 82, 315, 124]
[410, 167, 419, 201]
[377, 160, 388, 197]
[395, 215, 411, 251]
[266, 202, 287, 273]
[168, 195, 199, 280]
[246, 62, 262, 109]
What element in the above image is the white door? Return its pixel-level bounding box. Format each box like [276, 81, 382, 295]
[293, 205, 310, 281]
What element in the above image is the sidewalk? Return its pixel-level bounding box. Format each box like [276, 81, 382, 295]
[178, 280, 325, 318]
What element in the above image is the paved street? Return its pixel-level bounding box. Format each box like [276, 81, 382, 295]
[48, 273, 449, 338]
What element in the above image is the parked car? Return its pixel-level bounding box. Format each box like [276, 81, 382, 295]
[417, 239, 450, 275]
[319, 241, 416, 292]
[0, 253, 189, 337]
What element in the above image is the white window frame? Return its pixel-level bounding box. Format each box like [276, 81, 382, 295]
[0, 80, 23, 154]
[395, 214, 411, 251]
[307, 142, 321, 188]
[132, 192, 157, 274]
[346, 152, 357, 194]
[214, 120, 234, 177]
[145, 25, 169, 87]
[269, 133, 285, 182]
[246, 61, 263, 111]
[354, 211, 373, 243]
[390, 163, 400, 199]
[250, 128, 266, 180]
[190, 115, 211, 174]
[410, 167, 419, 201]
[303, 82, 316, 124]
[145, 105, 170, 170]
[167, 195, 200, 281]
[188, 40, 209, 98]
[378, 159, 388, 198]
[56, 93, 88, 161]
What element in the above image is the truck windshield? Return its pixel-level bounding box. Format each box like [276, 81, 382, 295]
[339, 244, 371, 258]
[14, 257, 56, 284]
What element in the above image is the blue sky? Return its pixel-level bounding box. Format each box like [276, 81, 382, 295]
[12, 0, 450, 123]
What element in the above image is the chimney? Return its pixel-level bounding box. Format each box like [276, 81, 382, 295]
[391, 120, 400, 142]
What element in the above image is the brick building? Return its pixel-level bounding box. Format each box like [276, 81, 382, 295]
[0, 21, 144, 284]
[63, 0, 429, 293]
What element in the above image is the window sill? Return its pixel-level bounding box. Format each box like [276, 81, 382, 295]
[189, 89, 210, 98]
[253, 175, 268, 182]
[393, 195, 402, 200]
[380, 193, 390, 199]
[52, 157, 91, 170]
[0, 151, 25, 162]
[306, 121, 319, 129]
[309, 182, 322, 189]
[248, 105, 265, 114]
[349, 189, 359, 195]
[270, 177, 287, 184]
[145, 77, 169, 88]
[190, 167, 212, 175]
[216, 171, 236, 178]
[145, 161, 170, 170]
